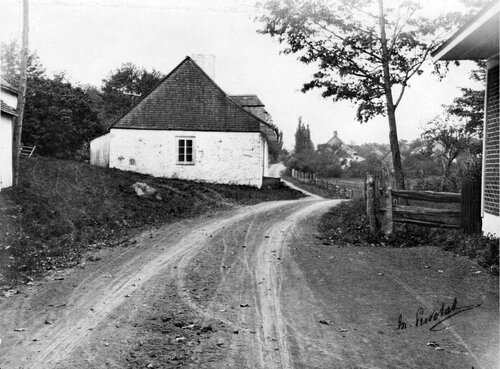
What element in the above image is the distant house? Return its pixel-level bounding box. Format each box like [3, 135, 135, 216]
[0, 78, 18, 190]
[433, 0, 499, 237]
[90, 57, 277, 188]
[317, 131, 365, 165]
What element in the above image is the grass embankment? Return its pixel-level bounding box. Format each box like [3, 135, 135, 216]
[0, 157, 303, 285]
[317, 197, 499, 274]
[282, 175, 335, 198]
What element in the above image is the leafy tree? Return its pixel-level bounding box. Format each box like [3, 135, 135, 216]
[315, 148, 344, 177]
[22, 74, 104, 158]
[343, 152, 382, 178]
[101, 63, 164, 128]
[446, 88, 484, 138]
[0, 40, 45, 84]
[259, 0, 479, 189]
[286, 117, 316, 173]
[294, 117, 314, 155]
[1, 42, 104, 159]
[422, 113, 473, 189]
[443, 61, 485, 138]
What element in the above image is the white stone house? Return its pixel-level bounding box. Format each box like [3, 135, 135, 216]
[434, 1, 499, 237]
[317, 131, 365, 166]
[0, 78, 18, 190]
[90, 57, 277, 188]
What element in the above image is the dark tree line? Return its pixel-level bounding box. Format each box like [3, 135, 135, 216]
[1, 41, 164, 159]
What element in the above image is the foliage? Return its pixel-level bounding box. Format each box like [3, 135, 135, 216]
[342, 152, 382, 178]
[258, 0, 476, 189]
[318, 197, 498, 274]
[1, 42, 105, 159]
[0, 40, 45, 85]
[421, 112, 474, 189]
[446, 87, 485, 138]
[0, 157, 304, 284]
[101, 62, 164, 128]
[314, 148, 343, 177]
[268, 126, 284, 163]
[22, 74, 104, 158]
[293, 117, 314, 155]
[287, 117, 316, 172]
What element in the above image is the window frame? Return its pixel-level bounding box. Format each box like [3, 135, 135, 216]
[176, 137, 195, 165]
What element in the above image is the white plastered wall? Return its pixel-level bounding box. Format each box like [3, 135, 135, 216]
[90, 133, 110, 167]
[0, 114, 13, 189]
[109, 129, 265, 187]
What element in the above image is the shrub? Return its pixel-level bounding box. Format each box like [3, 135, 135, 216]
[319, 197, 499, 274]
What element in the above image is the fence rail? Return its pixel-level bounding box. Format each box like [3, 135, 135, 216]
[291, 169, 353, 199]
[365, 169, 481, 235]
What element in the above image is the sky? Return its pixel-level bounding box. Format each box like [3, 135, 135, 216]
[1, 0, 483, 150]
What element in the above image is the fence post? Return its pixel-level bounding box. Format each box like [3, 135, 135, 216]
[378, 168, 393, 235]
[366, 173, 378, 234]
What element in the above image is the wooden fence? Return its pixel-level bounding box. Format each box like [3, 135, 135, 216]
[365, 169, 481, 235]
[291, 169, 353, 199]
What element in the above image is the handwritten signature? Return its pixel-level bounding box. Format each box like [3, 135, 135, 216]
[397, 297, 481, 331]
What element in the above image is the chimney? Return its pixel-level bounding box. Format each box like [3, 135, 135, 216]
[191, 54, 215, 79]
[333, 131, 338, 137]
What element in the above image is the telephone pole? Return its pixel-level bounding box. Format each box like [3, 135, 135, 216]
[13, 0, 29, 186]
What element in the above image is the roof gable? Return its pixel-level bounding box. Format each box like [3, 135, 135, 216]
[112, 57, 263, 132]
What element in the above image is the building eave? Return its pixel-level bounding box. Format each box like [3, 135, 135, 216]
[433, 0, 500, 61]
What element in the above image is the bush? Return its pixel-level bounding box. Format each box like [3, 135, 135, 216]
[413, 175, 461, 192]
[319, 197, 499, 274]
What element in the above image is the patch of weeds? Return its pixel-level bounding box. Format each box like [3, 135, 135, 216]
[319, 196, 499, 274]
[0, 157, 303, 285]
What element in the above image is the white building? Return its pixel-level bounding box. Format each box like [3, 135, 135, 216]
[91, 57, 277, 188]
[0, 78, 18, 190]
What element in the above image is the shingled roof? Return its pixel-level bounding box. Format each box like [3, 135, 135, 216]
[112, 57, 271, 135]
[229, 94, 273, 123]
[229, 95, 264, 107]
[1, 100, 17, 116]
[1, 77, 18, 95]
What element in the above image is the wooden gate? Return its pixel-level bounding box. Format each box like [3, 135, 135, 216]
[365, 170, 481, 235]
[460, 177, 482, 234]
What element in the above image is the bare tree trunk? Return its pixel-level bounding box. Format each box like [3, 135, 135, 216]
[12, 0, 29, 187]
[377, 0, 405, 190]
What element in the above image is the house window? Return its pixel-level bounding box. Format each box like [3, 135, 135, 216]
[177, 138, 195, 164]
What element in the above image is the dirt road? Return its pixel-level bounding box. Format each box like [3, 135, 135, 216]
[0, 196, 498, 368]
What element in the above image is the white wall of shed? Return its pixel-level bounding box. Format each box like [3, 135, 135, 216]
[90, 133, 110, 167]
[109, 129, 265, 187]
[0, 114, 13, 189]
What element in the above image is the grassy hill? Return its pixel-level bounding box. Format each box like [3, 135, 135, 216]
[0, 157, 303, 285]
